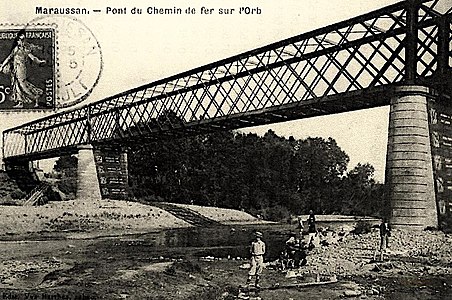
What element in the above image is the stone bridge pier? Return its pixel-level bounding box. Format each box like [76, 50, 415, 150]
[4, 144, 130, 201]
[76, 145, 102, 201]
[77, 144, 129, 201]
[386, 85, 451, 230]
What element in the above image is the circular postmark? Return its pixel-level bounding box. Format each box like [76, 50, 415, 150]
[26, 16, 103, 109]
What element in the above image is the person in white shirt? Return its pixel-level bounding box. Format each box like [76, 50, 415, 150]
[297, 216, 304, 238]
[246, 231, 266, 288]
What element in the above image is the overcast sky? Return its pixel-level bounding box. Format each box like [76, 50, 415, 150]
[1, 0, 423, 181]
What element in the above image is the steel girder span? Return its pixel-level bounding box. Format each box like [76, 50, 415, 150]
[2, 0, 451, 162]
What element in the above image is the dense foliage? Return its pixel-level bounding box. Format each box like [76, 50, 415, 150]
[127, 130, 387, 220]
[52, 155, 77, 198]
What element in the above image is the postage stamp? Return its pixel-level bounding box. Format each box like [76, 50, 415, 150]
[0, 17, 103, 111]
[0, 27, 55, 110]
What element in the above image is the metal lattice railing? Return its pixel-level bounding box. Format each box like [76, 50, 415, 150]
[3, 0, 451, 160]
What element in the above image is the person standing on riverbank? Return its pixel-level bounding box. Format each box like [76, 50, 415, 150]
[378, 219, 391, 261]
[297, 216, 304, 238]
[247, 231, 266, 288]
[307, 210, 316, 247]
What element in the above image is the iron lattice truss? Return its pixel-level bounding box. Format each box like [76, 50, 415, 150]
[3, 0, 452, 161]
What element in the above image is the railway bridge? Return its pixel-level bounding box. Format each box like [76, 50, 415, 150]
[2, 0, 451, 229]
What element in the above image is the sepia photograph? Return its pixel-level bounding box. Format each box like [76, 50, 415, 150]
[0, 0, 451, 299]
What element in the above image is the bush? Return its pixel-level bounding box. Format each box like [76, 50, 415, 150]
[10, 189, 26, 200]
[130, 193, 165, 204]
[46, 186, 63, 202]
[258, 205, 292, 222]
[424, 226, 438, 231]
[58, 178, 77, 195]
[0, 198, 20, 206]
[352, 220, 372, 234]
[165, 260, 203, 275]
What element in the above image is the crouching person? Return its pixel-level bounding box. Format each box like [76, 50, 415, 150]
[292, 240, 308, 268]
[247, 231, 266, 288]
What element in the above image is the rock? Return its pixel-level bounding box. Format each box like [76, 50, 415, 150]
[371, 264, 382, 272]
[285, 270, 297, 278]
[344, 290, 362, 297]
[205, 274, 214, 281]
[367, 288, 380, 295]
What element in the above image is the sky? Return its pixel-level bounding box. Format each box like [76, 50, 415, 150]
[0, 0, 416, 182]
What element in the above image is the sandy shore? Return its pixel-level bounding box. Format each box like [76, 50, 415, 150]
[0, 221, 451, 299]
[0, 199, 264, 239]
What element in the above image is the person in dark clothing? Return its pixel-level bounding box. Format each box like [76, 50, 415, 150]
[291, 242, 308, 268]
[307, 210, 316, 246]
[284, 233, 307, 269]
[379, 219, 391, 250]
[378, 219, 391, 261]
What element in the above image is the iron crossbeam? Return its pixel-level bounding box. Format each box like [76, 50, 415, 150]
[4, 2, 411, 132]
[2, 0, 451, 160]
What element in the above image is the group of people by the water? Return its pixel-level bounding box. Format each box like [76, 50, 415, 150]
[280, 210, 317, 271]
[245, 211, 391, 288]
[245, 210, 318, 288]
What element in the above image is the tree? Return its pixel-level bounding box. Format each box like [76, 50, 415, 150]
[53, 155, 78, 196]
[53, 155, 77, 177]
[341, 163, 386, 217]
[295, 137, 349, 214]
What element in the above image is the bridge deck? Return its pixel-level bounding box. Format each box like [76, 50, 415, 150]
[3, 85, 397, 162]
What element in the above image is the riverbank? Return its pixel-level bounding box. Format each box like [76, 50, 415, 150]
[0, 199, 267, 240]
[1, 199, 451, 299]
[0, 224, 451, 299]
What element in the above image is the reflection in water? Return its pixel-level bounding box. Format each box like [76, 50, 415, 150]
[116, 221, 358, 260]
[141, 224, 292, 260]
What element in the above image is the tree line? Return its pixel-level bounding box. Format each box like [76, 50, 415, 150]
[127, 129, 387, 220]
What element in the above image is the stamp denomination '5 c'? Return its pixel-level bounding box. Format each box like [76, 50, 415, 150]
[0, 28, 55, 110]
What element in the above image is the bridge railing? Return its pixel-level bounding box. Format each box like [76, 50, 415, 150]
[2, 0, 450, 160]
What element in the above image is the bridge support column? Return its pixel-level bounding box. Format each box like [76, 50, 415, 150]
[386, 86, 437, 229]
[76, 145, 102, 201]
[93, 146, 129, 200]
